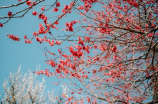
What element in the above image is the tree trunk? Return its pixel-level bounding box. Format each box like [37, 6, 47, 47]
[152, 72, 158, 102]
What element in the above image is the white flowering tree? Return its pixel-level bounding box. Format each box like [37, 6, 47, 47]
[0, 65, 63, 104]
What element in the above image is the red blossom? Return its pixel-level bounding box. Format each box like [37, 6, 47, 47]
[93, 70, 96, 74]
[135, 25, 141, 30]
[84, 37, 90, 42]
[26, 1, 32, 6]
[68, 97, 71, 102]
[36, 37, 42, 44]
[33, 32, 38, 36]
[38, 13, 42, 19]
[73, 20, 77, 24]
[8, 11, 12, 17]
[87, 95, 91, 103]
[93, 45, 97, 49]
[52, 7, 58, 12]
[105, 93, 108, 96]
[79, 88, 82, 90]
[24, 35, 27, 39]
[7, 34, 20, 41]
[25, 39, 32, 44]
[65, 22, 69, 27]
[71, 91, 74, 94]
[41, 6, 45, 11]
[55, 21, 59, 25]
[64, 5, 69, 10]
[78, 6, 84, 10]
[65, 28, 68, 31]
[56, 40, 61, 45]
[69, 21, 73, 27]
[50, 60, 56, 67]
[32, 1, 36, 6]
[131, 43, 135, 47]
[0, 23, 3, 27]
[69, 26, 73, 32]
[56, 2, 60, 7]
[112, 46, 117, 52]
[32, 11, 37, 15]
[34, 69, 52, 77]
[56, 69, 61, 73]
[51, 25, 56, 28]
[147, 33, 153, 37]
[78, 37, 84, 46]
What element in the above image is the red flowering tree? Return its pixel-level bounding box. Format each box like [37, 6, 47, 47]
[0, 0, 158, 103]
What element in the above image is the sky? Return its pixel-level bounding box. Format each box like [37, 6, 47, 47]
[1, 0, 155, 103]
[0, 0, 83, 100]
[0, 0, 104, 103]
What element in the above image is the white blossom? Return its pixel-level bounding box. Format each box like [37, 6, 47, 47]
[61, 85, 69, 98]
[0, 65, 56, 104]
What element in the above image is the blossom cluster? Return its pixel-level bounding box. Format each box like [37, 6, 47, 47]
[7, 34, 20, 41]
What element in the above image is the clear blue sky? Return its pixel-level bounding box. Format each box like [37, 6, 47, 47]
[0, 0, 83, 99]
[0, 0, 103, 103]
[0, 0, 156, 103]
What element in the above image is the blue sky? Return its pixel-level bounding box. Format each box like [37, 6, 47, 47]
[0, 0, 83, 99]
[1, 0, 153, 103]
[0, 0, 104, 103]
